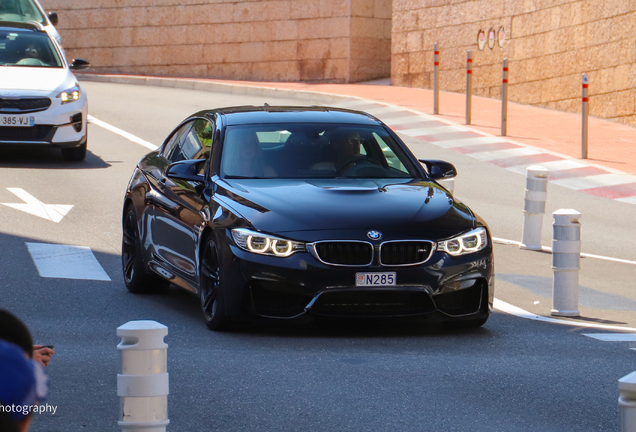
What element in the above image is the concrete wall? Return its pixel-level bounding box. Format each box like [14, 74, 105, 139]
[40, 0, 391, 83]
[392, 0, 636, 126]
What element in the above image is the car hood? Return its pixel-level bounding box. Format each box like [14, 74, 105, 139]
[216, 179, 476, 240]
[0, 67, 74, 93]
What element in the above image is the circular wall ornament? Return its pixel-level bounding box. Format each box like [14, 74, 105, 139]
[477, 30, 486, 50]
[488, 28, 496, 49]
[498, 26, 505, 47]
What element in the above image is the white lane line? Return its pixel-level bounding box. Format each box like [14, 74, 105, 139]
[492, 237, 636, 265]
[400, 125, 463, 136]
[550, 173, 636, 190]
[493, 299, 636, 332]
[433, 136, 509, 148]
[583, 334, 636, 341]
[470, 147, 543, 162]
[88, 115, 158, 150]
[26, 243, 111, 281]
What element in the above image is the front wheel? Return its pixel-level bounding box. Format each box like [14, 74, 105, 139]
[122, 206, 169, 294]
[61, 137, 87, 161]
[200, 239, 231, 331]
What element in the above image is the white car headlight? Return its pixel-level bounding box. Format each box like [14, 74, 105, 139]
[438, 227, 488, 256]
[57, 83, 81, 104]
[231, 228, 305, 257]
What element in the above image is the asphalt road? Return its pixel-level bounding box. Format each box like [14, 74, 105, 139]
[0, 81, 634, 431]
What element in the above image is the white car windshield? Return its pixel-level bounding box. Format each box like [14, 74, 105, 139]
[0, 29, 62, 67]
[221, 123, 420, 179]
[0, 0, 45, 24]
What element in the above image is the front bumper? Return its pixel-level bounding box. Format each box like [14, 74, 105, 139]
[0, 97, 87, 147]
[222, 241, 494, 322]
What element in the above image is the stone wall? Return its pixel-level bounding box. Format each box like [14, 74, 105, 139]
[392, 0, 636, 126]
[39, 0, 391, 83]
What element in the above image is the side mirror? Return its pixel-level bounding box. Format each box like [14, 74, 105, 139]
[166, 159, 206, 183]
[418, 159, 457, 180]
[70, 58, 90, 70]
[48, 12, 58, 26]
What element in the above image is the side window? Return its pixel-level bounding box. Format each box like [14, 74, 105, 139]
[162, 122, 192, 161]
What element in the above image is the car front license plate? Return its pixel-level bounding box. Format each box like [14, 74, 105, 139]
[356, 272, 396, 287]
[0, 115, 35, 127]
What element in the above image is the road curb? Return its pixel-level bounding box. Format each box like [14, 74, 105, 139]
[76, 73, 349, 106]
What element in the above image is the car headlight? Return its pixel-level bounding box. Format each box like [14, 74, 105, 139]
[438, 227, 488, 256]
[57, 83, 81, 104]
[231, 228, 305, 257]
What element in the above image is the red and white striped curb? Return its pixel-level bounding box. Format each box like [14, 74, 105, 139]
[334, 99, 636, 205]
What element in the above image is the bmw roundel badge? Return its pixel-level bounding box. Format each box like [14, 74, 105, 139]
[367, 230, 382, 240]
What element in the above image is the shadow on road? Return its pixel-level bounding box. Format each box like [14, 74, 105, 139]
[0, 144, 110, 169]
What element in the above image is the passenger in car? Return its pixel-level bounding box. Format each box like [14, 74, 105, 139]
[223, 129, 277, 178]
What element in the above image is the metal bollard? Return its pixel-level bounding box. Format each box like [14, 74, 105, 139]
[466, 50, 472, 125]
[551, 209, 581, 317]
[433, 42, 439, 115]
[520, 166, 549, 250]
[117, 320, 169, 432]
[619, 371, 636, 432]
[582, 74, 589, 159]
[501, 58, 508, 136]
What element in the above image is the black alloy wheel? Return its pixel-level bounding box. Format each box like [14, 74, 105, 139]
[122, 206, 169, 293]
[200, 239, 230, 331]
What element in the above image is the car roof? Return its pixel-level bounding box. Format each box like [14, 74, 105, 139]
[198, 106, 383, 126]
[0, 21, 45, 32]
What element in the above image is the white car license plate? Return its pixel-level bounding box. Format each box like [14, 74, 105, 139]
[0, 115, 35, 127]
[356, 272, 396, 287]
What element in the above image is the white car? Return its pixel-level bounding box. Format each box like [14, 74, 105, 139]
[0, 22, 89, 161]
[0, 0, 62, 45]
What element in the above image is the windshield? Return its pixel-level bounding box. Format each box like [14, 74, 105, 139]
[0, 0, 45, 23]
[221, 123, 421, 179]
[0, 29, 62, 67]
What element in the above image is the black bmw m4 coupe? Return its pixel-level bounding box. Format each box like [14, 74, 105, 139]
[122, 106, 494, 330]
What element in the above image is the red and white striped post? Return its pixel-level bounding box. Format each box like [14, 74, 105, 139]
[501, 58, 508, 136]
[466, 50, 472, 125]
[582, 74, 589, 159]
[433, 42, 439, 115]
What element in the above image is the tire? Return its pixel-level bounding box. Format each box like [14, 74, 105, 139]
[199, 238, 231, 331]
[121, 206, 169, 294]
[61, 139, 87, 162]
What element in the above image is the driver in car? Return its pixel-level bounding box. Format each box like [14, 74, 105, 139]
[313, 130, 364, 172]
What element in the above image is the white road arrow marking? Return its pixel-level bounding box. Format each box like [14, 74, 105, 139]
[1, 188, 73, 223]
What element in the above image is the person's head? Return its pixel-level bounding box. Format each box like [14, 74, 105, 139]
[0, 341, 36, 432]
[223, 128, 263, 176]
[23, 44, 38, 59]
[0, 310, 33, 358]
[333, 130, 363, 164]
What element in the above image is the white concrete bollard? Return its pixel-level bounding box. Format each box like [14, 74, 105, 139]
[117, 320, 169, 432]
[619, 371, 636, 432]
[551, 209, 581, 317]
[520, 165, 549, 250]
[438, 178, 455, 195]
